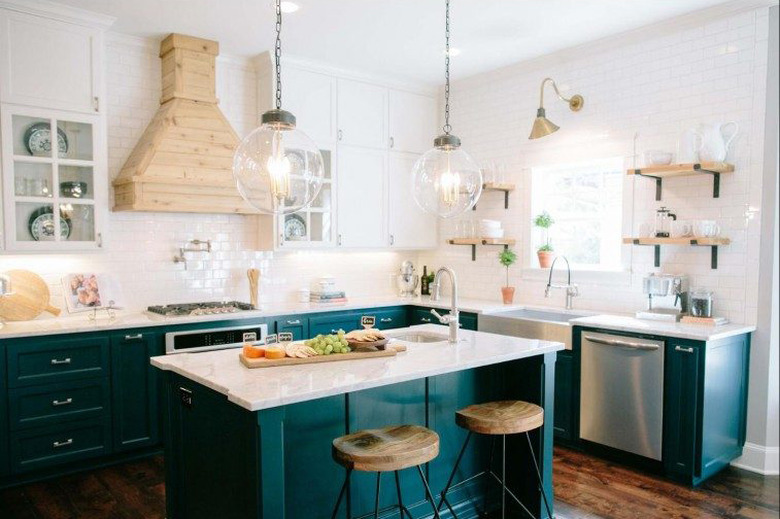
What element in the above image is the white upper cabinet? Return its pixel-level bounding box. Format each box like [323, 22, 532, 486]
[337, 145, 386, 248]
[388, 90, 437, 154]
[0, 9, 108, 114]
[388, 152, 437, 249]
[337, 78, 387, 149]
[283, 67, 337, 145]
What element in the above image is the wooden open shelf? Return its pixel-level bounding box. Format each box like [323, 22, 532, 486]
[623, 236, 731, 269]
[627, 162, 734, 200]
[474, 182, 516, 210]
[448, 238, 516, 261]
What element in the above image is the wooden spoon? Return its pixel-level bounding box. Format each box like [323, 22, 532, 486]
[247, 268, 260, 308]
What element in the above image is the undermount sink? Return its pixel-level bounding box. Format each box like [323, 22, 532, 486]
[479, 308, 594, 350]
[388, 331, 449, 343]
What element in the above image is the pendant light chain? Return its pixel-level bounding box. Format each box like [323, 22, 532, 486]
[274, 0, 283, 110]
[443, 0, 452, 135]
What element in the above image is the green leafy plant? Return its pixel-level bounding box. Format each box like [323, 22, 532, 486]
[498, 248, 518, 287]
[533, 211, 555, 252]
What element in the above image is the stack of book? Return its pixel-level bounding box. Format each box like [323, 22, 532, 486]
[310, 290, 348, 305]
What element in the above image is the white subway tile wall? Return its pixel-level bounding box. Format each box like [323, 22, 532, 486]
[0, 34, 404, 314]
[418, 7, 771, 325]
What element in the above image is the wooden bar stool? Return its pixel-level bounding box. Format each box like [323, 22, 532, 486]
[331, 425, 442, 519]
[436, 401, 553, 519]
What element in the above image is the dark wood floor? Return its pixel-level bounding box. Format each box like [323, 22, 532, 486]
[0, 448, 777, 518]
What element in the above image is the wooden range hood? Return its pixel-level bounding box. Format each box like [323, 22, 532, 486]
[113, 34, 255, 214]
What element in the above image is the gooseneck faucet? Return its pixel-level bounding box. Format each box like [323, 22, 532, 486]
[429, 267, 460, 343]
[545, 256, 579, 310]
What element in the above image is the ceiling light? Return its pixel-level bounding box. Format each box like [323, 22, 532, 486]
[529, 77, 584, 140]
[412, 0, 482, 219]
[280, 2, 299, 13]
[234, 0, 323, 215]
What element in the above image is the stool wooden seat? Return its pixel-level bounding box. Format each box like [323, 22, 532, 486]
[455, 400, 544, 435]
[332, 425, 440, 472]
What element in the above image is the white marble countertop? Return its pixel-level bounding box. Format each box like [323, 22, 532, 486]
[0, 296, 524, 340]
[150, 324, 564, 411]
[570, 314, 755, 341]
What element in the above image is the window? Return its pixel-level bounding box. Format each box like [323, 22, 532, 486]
[530, 158, 624, 270]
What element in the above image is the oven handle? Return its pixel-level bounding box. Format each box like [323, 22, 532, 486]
[584, 335, 659, 351]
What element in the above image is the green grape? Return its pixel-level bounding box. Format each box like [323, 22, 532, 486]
[325, 344, 333, 353]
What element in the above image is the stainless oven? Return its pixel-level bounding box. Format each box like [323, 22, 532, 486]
[165, 323, 268, 354]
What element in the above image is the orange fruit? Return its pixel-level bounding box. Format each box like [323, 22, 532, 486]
[264, 347, 285, 359]
[243, 344, 265, 358]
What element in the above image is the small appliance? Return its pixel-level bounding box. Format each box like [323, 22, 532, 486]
[396, 261, 419, 298]
[636, 273, 689, 321]
[654, 207, 677, 238]
[165, 323, 268, 354]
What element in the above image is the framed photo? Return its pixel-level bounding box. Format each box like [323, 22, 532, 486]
[62, 273, 123, 313]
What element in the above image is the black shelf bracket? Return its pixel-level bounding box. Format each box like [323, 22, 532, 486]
[472, 189, 511, 210]
[694, 165, 721, 198]
[635, 170, 663, 201]
[631, 238, 721, 269]
[471, 244, 476, 261]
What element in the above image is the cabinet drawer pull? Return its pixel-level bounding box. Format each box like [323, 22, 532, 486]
[338, 129, 343, 141]
[124, 333, 144, 341]
[53, 438, 73, 449]
[50, 358, 72, 365]
[389, 136, 395, 148]
[330, 329, 338, 334]
[380, 318, 393, 323]
[286, 319, 301, 325]
[675, 346, 695, 353]
[420, 317, 432, 323]
[52, 398, 73, 407]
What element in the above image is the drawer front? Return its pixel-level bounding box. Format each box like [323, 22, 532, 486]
[370, 308, 408, 330]
[412, 308, 478, 330]
[309, 313, 360, 337]
[9, 379, 109, 431]
[10, 420, 109, 473]
[274, 316, 309, 341]
[7, 336, 109, 387]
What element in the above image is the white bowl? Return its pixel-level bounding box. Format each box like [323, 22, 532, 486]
[643, 150, 674, 166]
[480, 219, 502, 229]
[481, 228, 505, 239]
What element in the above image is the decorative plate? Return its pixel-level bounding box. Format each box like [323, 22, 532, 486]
[28, 206, 71, 241]
[24, 123, 69, 157]
[283, 213, 307, 241]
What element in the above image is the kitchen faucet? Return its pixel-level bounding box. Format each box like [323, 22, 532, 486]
[429, 267, 460, 343]
[545, 256, 579, 310]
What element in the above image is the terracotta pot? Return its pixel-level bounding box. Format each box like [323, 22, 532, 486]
[537, 250, 555, 269]
[501, 286, 515, 305]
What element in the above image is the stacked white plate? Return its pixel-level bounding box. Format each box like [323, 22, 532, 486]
[480, 219, 504, 239]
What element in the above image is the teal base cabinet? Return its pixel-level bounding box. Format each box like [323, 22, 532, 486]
[565, 326, 750, 486]
[111, 330, 162, 452]
[0, 350, 8, 477]
[275, 315, 309, 340]
[412, 307, 478, 330]
[161, 353, 557, 519]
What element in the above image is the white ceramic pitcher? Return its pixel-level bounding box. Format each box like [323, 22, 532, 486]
[697, 122, 739, 162]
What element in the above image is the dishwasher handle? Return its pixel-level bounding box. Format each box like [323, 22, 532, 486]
[584, 334, 660, 351]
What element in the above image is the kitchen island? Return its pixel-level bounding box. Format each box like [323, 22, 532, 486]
[151, 324, 564, 519]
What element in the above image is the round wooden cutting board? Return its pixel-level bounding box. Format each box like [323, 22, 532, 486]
[0, 270, 61, 321]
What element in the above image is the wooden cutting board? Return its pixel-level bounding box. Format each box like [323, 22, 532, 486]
[0, 270, 61, 321]
[240, 344, 406, 369]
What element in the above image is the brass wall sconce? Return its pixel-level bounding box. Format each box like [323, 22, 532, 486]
[529, 77, 584, 140]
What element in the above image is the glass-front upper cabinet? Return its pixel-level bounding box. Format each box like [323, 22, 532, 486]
[1, 105, 106, 252]
[277, 148, 336, 249]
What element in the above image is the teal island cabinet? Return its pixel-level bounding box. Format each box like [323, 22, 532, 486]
[152, 324, 563, 519]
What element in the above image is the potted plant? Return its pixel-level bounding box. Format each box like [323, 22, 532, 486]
[534, 211, 555, 268]
[498, 248, 518, 304]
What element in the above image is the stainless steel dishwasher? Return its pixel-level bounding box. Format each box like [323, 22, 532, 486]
[579, 331, 665, 460]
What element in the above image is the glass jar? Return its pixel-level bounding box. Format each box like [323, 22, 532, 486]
[689, 289, 714, 317]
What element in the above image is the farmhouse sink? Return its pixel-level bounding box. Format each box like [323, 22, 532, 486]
[388, 331, 449, 343]
[479, 308, 594, 350]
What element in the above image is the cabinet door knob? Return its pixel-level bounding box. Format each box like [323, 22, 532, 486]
[52, 398, 73, 407]
[675, 345, 695, 353]
[51, 358, 72, 365]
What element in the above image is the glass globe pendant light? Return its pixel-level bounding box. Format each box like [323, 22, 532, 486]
[412, 0, 482, 219]
[233, 0, 324, 215]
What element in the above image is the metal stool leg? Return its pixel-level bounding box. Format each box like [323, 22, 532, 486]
[374, 472, 382, 519]
[526, 432, 554, 519]
[331, 468, 352, 519]
[435, 431, 472, 517]
[416, 465, 442, 519]
[394, 471, 413, 519]
[481, 436, 497, 517]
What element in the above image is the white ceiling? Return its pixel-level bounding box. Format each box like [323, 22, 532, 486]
[56, 0, 736, 85]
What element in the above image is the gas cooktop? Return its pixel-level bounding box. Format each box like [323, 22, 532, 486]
[147, 301, 255, 317]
